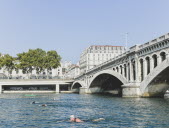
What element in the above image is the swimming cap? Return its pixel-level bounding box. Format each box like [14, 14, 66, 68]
[70, 115, 75, 118]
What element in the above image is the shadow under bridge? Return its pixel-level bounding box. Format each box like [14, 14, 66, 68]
[88, 73, 124, 96]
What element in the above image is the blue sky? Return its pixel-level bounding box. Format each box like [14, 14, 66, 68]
[0, 0, 169, 63]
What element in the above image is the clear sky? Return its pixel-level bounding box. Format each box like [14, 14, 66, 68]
[0, 0, 169, 63]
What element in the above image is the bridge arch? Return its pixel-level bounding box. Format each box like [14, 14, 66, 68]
[127, 62, 130, 81]
[88, 70, 127, 95]
[120, 65, 123, 75]
[116, 67, 119, 73]
[123, 64, 127, 78]
[145, 56, 151, 75]
[71, 81, 85, 93]
[139, 58, 144, 81]
[159, 50, 167, 54]
[131, 59, 136, 81]
[152, 54, 158, 68]
[140, 58, 169, 97]
[159, 51, 167, 62]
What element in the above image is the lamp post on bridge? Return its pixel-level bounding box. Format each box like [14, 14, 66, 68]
[125, 33, 128, 51]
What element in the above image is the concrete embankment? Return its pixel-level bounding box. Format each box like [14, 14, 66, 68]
[60, 91, 74, 93]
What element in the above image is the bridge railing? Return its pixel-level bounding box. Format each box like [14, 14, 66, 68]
[139, 33, 169, 49]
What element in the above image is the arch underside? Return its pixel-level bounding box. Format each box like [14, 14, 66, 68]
[71, 81, 83, 93]
[88, 73, 123, 96]
[141, 59, 169, 97]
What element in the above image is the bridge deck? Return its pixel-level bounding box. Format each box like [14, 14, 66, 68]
[0, 79, 74, 93]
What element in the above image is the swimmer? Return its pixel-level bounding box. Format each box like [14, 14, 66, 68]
[70, 115, 84, 122]
[41, 104, 47, 107]
[31, 101, 40, 104]
[31, 101, 36, 104]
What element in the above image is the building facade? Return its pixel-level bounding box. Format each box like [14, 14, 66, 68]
[79, 45, 125, 74]
[64, 64, 80, 79]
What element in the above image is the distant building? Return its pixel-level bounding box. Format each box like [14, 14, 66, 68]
[79, 45, 126, 74]
[51, 61, 72, 78]
[64, 64, 80, 79]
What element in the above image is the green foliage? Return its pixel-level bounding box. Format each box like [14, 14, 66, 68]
[0, 54, 15, 78]
[17, 51, 33, 74]
[44, 50, 61, 78]
[0, 49, 61, 79]
[17, 48, 61, 77]
[29, 48, 46, 74]
[45, 50, 61, 71]
[0, 53, 3, 69]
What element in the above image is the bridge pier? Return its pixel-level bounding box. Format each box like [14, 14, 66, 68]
[79, 87, 88, 94]
[79, 86, 102, 94]
[55, 84, 60, 93]
[122, 83, 140, 97]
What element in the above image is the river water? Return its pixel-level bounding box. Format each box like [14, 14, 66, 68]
[0, 93, 169, 128]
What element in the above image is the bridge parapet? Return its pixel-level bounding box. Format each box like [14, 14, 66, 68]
[129, 45, 139, 52]
[139, 33, 169, 49]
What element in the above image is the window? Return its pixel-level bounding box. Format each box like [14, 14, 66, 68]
[62, 68, 66, 72]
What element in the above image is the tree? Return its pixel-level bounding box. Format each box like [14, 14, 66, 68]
[17, 48, 61, 79]
[31, 48, 46, 78]
[1, 54, 15, 79]
[44, 50, 61, 79]
[17, 49, 45, 78]
[17, 52, 33, 78]
[0, 53, 3, 69]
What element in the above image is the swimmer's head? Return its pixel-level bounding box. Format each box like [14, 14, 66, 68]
[70, 115, 75, 118]
[42, 104, 47, 107]
[32, 101, 36, 104]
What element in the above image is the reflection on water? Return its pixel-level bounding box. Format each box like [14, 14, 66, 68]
[0, 93, 169, 128]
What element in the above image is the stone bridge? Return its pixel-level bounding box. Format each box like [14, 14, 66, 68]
[72, 33, 169, 97]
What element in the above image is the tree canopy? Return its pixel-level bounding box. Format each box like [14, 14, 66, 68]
[17, 48, 61, 77]
[0, 49, 61, 79]
[0, 54, 16, 78]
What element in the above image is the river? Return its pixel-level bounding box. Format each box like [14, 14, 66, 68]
[0, 93, 169, 128]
